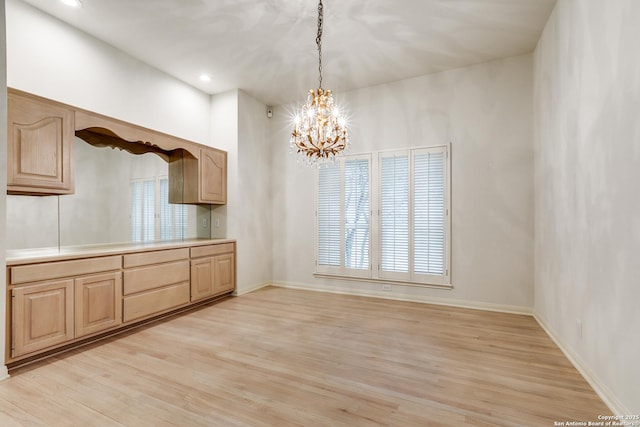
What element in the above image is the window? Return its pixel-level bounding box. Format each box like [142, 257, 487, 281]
[316, 155, 371, 278]
[131, 177, 187, 242]
[316, 145, 450, 286]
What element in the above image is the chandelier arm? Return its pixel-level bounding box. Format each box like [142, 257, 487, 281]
[316, 0, 323, 90]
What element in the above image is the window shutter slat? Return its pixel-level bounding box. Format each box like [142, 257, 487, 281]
[159, 178, 171, 240]
[414, 151, 445, 275]
[380, 154, 409, 273]
[130, 181, 143, 242]
[142, 180, 155, 241]
[317, 164, 341, 266]
[344, 159, 369, 270]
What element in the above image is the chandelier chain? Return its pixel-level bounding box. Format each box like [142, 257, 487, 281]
[316, 0, 323, 89]
[289, 0, 349, 166]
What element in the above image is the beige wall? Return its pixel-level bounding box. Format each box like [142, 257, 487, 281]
[271, 54, 535, 312]
[534, 0, 640, 414]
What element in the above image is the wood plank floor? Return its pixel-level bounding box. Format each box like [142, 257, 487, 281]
[0, 286, 609, 426]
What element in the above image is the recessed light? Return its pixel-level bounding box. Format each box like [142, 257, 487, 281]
[60, 0, 82, 7]
[199, 74, 211, 82]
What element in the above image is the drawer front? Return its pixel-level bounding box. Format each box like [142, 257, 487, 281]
[122, 282, 190, 323]
[123, 248, 189, 268]
[123, 260, 190, 295]
[190, 243, 235, 259]
[10, 256, 121, 285]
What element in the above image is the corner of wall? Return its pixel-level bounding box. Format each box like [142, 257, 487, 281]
[534, 312, 630, 415]
[0, 0, 9, 376]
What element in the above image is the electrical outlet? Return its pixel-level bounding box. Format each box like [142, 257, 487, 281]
[214, 218, 221, 228]
[202, 218, 208, 228]
[382, 284, 392, 292]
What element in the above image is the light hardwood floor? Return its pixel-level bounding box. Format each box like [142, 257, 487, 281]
[0, 286, 609, 426]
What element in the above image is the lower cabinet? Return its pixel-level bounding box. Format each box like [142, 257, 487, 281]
[190, 243, 236, 302]
[11, 271, 121, 358]
[213, 253, 235, 295]
[7, 241, 236, 363]
[11, 279, 75, 358]
[75, 272, 122, 338]
[122, 249, 191, 323]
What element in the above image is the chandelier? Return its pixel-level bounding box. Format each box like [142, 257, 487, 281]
[290, 0, 349, 165]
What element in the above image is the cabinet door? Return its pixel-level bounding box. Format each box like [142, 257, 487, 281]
[12, 279, 75, 358]
[200, 148, 226, 203]
[191, 257, 214, 302]
[7, 90, 74, 194]
[213, 253, 235, 294]
[75, 272, 122, 338]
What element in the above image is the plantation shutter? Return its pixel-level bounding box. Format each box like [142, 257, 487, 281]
[159, 178, 171, 240]
[173, 204, 187, 240]
[130, 181, 143, 242]
[142, 179, 156, 241]
[315, 146, 449, 286]
[380, 153, 410, 277]
[161, 178, 187, 240]
[344, 157, 370, 271]
[317, 163, 341, 268]
[413, 149, 445, 276]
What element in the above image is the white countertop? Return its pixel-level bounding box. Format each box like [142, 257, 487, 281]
[6, 238, 235, 265]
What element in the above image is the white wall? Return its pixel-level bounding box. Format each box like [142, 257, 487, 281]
[534, 0, 640, 414]
[6, 0, 210, 144]
[209, 89, 238, 242]
[0, 0, 10, 378]
[237, 91, 273, 293]
[271, 54, 534, 312]
[209, 90, 274, 294]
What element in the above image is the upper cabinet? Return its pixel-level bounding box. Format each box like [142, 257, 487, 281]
[201, 149, 227, 204]
[6, 89, 227, 205]
[7, 89, 75, 195]
[169, 147, 227, 205]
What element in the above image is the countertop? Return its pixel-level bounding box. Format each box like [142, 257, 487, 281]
[6, 238, 236, 266]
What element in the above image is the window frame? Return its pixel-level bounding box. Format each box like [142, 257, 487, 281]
[315, 154, 372, 279]
[315, 144, 451, 288]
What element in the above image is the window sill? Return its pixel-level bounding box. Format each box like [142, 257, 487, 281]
[313, 273, 453, 290]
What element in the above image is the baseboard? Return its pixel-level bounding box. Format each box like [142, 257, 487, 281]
[270, 281, 533, 316]
[234, 281, 271, 296]
[0, 366, 9, 381]
[534, 313, 629, 415]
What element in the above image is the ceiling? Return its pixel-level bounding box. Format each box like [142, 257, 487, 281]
[20, 0, 556, 106]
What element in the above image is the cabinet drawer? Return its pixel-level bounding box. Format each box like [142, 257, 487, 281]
[123, 282, 190, 323]
[10, 256, 121, 285]
[123, 260, 189, 295]
[123, 248, 189, 268]
[190, 243, 235, 259]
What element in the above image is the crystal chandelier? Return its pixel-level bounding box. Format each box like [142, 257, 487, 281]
[290, 0, 349, 165]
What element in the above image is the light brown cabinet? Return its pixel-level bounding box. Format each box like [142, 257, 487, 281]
[122, 248, 191, 323]
[7, 241, 235, 364]
[7, 89, 74, 195]
[75, 272, 122, 338]
[11, 279, 75, 358]
[9, 256, 123, 358]
[190, 243, 236, 302]
[8, 88, 228, 205]
[200, 149, 227, 204]
[169, 148, 227, 204]
[190, 258, 215, 301]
